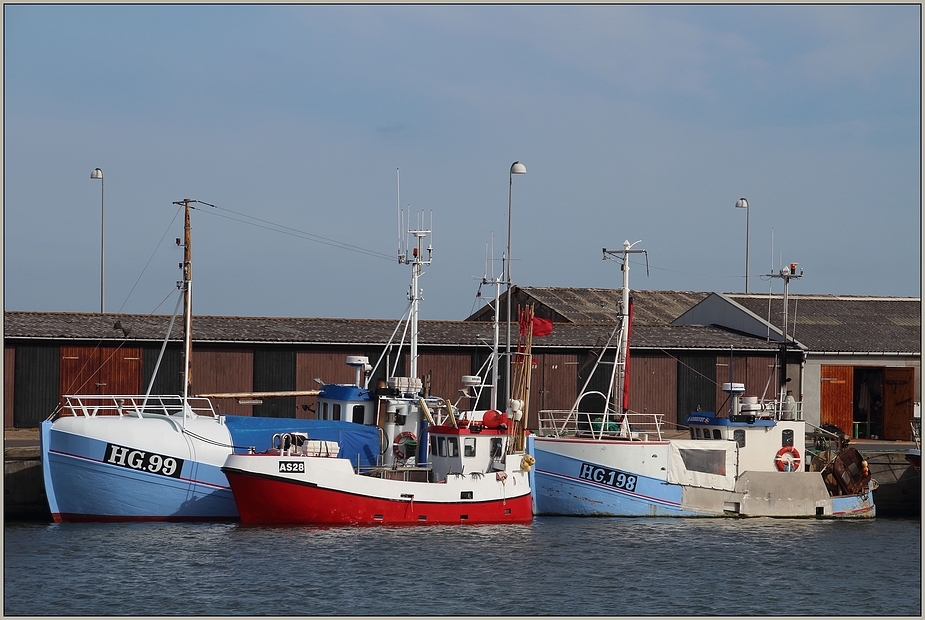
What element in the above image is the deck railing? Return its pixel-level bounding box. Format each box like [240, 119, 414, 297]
[538, 409, 665, 441]
[58, 395, 218, 419]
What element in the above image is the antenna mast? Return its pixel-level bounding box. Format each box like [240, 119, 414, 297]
[765, 261, 803, 412]
[398, 208, 433, 380]
[603, 240, 647, 436]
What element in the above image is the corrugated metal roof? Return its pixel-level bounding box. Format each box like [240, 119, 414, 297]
[3, 311, 779, 352]
[726, 294, 921, 354]
[467, 287, 709, 325]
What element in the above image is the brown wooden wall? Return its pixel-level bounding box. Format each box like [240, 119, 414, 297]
[417, 352, 473, 407]
[193, 348, 254, 416]
[627, 352, 677, 422]
[296, 350, 368, 419]
[714, 355, 781, 415]
[531, 353, 578, 428]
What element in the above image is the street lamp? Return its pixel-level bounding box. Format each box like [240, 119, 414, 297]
[735, 197, 749, 293]
[505, 161, 526, 413]
[91, 168, 104, 313]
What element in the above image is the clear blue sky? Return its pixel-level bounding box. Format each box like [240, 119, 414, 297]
[3, 3, 921, 321]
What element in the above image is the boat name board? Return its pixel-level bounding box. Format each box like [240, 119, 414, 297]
[104, 443, 183, 478]
[279, 461, 306, 473]
[578, 462, 638, 491]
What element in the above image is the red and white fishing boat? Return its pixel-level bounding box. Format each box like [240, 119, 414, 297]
[222, 214, 534, 525]
[222, 409, 533, 525]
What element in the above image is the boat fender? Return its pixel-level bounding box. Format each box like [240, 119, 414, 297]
[393, 431, 417, 460]
[520, 454, 536, 472]
[861, 460, 869, 477]
[774, 446, 802, 472]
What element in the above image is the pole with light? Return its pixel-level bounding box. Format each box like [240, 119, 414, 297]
[91, 168, 104, 313]
[505, 161, 526, 414]
[735, 197, 749, 293]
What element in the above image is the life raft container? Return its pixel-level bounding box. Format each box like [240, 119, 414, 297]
[774, 445, 802, 472]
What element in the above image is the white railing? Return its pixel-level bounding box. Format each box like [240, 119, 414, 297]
[759, 400, 804, 422]
[538, 409, 665, 440]
[58, 395, 218, 419]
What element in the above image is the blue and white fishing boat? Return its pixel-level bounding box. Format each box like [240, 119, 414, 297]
[529, 241, 876, 518]
[40, 199, 379, 522]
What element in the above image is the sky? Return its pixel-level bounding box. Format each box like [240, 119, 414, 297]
[3, 3, 921, 323]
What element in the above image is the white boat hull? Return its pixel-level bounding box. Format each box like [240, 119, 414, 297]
[529, 435, 876, 518]
[42, 415, 237, 521]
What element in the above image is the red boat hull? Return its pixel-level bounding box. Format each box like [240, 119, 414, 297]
[224, 470, 533, 526]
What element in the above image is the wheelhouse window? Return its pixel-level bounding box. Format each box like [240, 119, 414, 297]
[713, 429, 722, 440]
[733, 429, 745, 448]
[437, 436, 447, 457]
[447, 437, 459, 457]
[321, 402, 328, 420]
[332, 403, 341, 421]
[352, 404, 365, 424]
[463, 437, 476, 457]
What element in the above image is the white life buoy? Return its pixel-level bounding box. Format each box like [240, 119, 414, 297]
[774, 445, 802, 472]
[393, 431, 417, 460]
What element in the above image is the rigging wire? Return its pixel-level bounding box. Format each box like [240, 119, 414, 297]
[191, 203, 395, 262]
[116, 205, 184, 314]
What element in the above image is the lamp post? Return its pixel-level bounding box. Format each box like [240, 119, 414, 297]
[505, 161, 526, 412]
[735, 197, 749, 293]
[91, 168, 104, 313]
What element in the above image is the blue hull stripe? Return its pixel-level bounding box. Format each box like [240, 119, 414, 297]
[48, 448, 230, 490]
[536, 468, 683, 510]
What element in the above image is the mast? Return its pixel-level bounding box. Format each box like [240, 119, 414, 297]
[481, 237, 503, 411]
[603, 240, 647, 437]
[766, 262, 803, 411]
[171, 197, 215, 413]
[398, 210, 432, 381]
[174, 199, 194, 407]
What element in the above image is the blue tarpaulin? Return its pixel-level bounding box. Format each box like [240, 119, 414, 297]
[223, 416, 381, 467]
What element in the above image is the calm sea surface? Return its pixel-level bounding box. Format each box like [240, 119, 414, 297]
[3, 516, 921, 616]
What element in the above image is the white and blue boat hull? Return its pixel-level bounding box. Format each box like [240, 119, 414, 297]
[528, 434, 876, 518]
[530, 440, 701, 517]
[42, 417, 238, 522]
[41, 414, 382, 522]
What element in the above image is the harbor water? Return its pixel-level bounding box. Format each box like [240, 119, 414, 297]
[4, 516, 921, 616]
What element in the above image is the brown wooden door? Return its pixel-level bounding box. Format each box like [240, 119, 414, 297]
[60, 346, 143, 406]
[820, 365, 853, 434]
[882, 367, 915, 440]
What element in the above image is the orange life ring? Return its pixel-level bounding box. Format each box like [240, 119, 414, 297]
[393, 431, 418, 460]
[774, 446, 802, 472]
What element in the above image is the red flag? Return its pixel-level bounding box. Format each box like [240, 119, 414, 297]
[531, 317, 553, 337]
